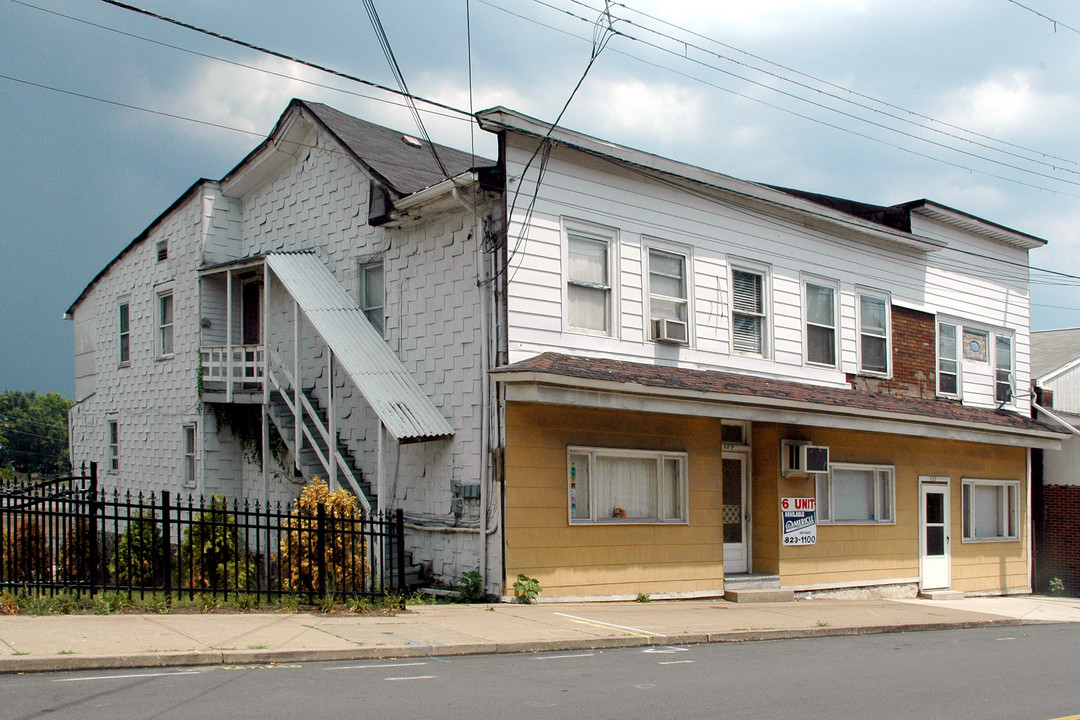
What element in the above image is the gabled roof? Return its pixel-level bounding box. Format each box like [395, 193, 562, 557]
[300, 101, 484, 197]
[1032, 328, 1080, 380]
[493, 352, 1065, 449]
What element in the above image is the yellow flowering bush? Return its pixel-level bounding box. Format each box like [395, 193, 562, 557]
[277, 478, 368, 596]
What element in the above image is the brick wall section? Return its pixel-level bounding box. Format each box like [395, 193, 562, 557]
[848, 305, 939, 400]
[1040, 485, 1080, 595]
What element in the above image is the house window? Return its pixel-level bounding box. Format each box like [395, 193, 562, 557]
[156, 240, 168, 262]
[567, 230, 612, 334]
[804, 281, 836, 367]
[731, 268, 767, 355]
[937, 321, 959, 396]
[183, 424, 196, 487]
[857, 292, 889, 375]
[568, 447, 687, 524]
[962, 479, 1019, 541]
[108, 419, 119, 473]
[648, 247, 688, 342]
[816, 463, 894, 524]
[995, 334, 1013, 404]
[119, 301, 130, 365]
[157, 290, 174, 356]
[359, 259, 384, 336]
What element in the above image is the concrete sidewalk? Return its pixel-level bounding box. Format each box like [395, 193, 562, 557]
[2, 594, 1079, 674]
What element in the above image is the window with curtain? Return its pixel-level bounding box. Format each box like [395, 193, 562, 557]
[567, 231, 611, 333]
[648, 247, 688, 329]
[568, 447, 687, 524]
[858, 293, 889, 374]
[732, 268, 766, 355]
[805, 281, 836, 366]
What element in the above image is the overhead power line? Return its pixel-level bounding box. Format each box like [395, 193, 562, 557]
[1008, 0, 1080, 35]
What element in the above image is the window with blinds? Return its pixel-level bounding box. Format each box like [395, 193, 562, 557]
[732, 268, 766, 355]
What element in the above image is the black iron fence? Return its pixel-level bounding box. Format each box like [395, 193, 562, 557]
[0, 463, 406, 602]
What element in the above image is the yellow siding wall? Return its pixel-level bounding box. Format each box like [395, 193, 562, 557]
[504, 403, 725, 598]
[752, 424, 1029, 594]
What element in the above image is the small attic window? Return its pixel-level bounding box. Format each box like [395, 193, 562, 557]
[401, 134, 422, 148]
[157, 240, 168, 262]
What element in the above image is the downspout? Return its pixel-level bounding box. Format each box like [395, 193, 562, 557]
[453, 183, 492, 590]
[1027, 447, 1034, 593]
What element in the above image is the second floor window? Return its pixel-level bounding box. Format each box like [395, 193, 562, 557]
[938, 321, 959, 396]
[648, 248, 688, 342]
[567, 231, 611, 334]
[805, 281, 836, 367]
[995, 335, 1014, 403]
[858, 293, 889, 375]
[108, 419, 119, 472]
[359, 259, 385, 336]
[157, 291, 174, 356]
[118, 301, 130, 365]
[732, 268, 766, 355]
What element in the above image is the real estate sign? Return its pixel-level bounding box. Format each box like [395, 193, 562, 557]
[781, 497, 816, 546]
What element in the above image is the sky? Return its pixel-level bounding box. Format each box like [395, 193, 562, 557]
[4, 0, 1080, 398]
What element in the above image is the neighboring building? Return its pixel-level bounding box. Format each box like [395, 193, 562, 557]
[68, 99, 1067, 600]
[1031, 328, 1080, 594]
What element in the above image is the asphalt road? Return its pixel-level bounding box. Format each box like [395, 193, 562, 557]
[4, 624, 1079, 720]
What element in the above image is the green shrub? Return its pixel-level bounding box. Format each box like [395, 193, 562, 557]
[460, 570, 486, 603]
[513, 573, 541, 604]
[1048, 577, 1066, 597]
[180, 496, 248, 592]
[113, 510, 166, 588]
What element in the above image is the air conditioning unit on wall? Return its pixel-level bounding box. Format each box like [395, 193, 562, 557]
[652, 318, 688, 344]
[781, 440, 829, 477]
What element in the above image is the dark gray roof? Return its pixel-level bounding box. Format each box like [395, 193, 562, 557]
[1032, 328, 1080, 379]
[302, 101, 484, 197]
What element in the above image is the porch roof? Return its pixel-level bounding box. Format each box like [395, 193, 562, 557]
[492, 352, 1066, 450]
[265, 252, 454, 443]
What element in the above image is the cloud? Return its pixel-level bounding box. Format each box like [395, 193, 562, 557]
[938, 71, 1078, 136]
[568, 78, 708, 147]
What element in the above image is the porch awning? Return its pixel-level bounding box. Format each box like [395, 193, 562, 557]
[265, 252, 454, 443]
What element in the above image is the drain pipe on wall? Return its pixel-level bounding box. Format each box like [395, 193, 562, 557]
[454, 182, 493, 592]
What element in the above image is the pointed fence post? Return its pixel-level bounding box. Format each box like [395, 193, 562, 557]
[395, 508, 405, 593]
[316, 503, 327, 600]
[88, 462, 99, 596]
[161, 491, 172, 601]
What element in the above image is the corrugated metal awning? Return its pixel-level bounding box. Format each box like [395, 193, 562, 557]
[266, 252, 454, 442]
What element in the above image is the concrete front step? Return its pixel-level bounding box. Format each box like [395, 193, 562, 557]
[918, 589, 966, 601]
[723, 573, 781, 590]
[724, 588, 795, 603]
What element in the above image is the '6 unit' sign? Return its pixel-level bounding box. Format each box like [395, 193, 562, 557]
[781, 497, 817, 546]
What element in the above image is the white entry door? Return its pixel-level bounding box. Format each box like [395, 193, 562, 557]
[919, 478, 950, 590]
[723, 454, 749, 574]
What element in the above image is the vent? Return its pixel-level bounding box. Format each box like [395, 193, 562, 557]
[652, 318, 688, 344]
[156, 240, 168, 262]
[781, 440, 829, 477]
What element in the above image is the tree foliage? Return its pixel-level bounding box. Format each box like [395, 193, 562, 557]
[0, 390, 74, 476]
[180, 496, 248, 591]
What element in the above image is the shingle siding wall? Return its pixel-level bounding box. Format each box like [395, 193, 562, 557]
[69, 189, 205, 497]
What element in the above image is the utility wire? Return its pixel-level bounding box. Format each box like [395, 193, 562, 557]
[96, 0, 471, 119]
[1008, 0, 1080, 35]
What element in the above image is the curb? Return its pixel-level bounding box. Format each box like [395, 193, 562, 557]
[0, 617, 1024, 675]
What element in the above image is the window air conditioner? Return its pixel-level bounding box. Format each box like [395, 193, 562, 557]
[781, 440, 829, 477]
[653, 318, 689, 344]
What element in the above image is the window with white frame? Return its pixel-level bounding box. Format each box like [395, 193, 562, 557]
[731, 267, 767, 355]
[857, 292, 889, 375]
[183, 424, 196, 487]
[108, 419, 119, 473]
[359, 258, 385, 336]
[937, 321, 959, 396]
[962, 479, 1019, 541]
[995, 334, 1014, 403]
[566, 228, 612, 334]
[647, 246, 688, 342]
[804, 280, 837, 367]
[118, 301, 130, 365]
[568, 447, 687, 524]
[157, 290, 174, 356]
[816, 463, 894, 524]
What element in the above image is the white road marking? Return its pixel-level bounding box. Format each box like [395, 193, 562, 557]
[658, 660, 694, 665]
[55, 671, 201, 683]
[554, 612, 666, 637]
[328, 662, 428, 671]
[385, 675, 434, 681]
[532, 653, 595, 661]
[643, 646, 689, 654]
